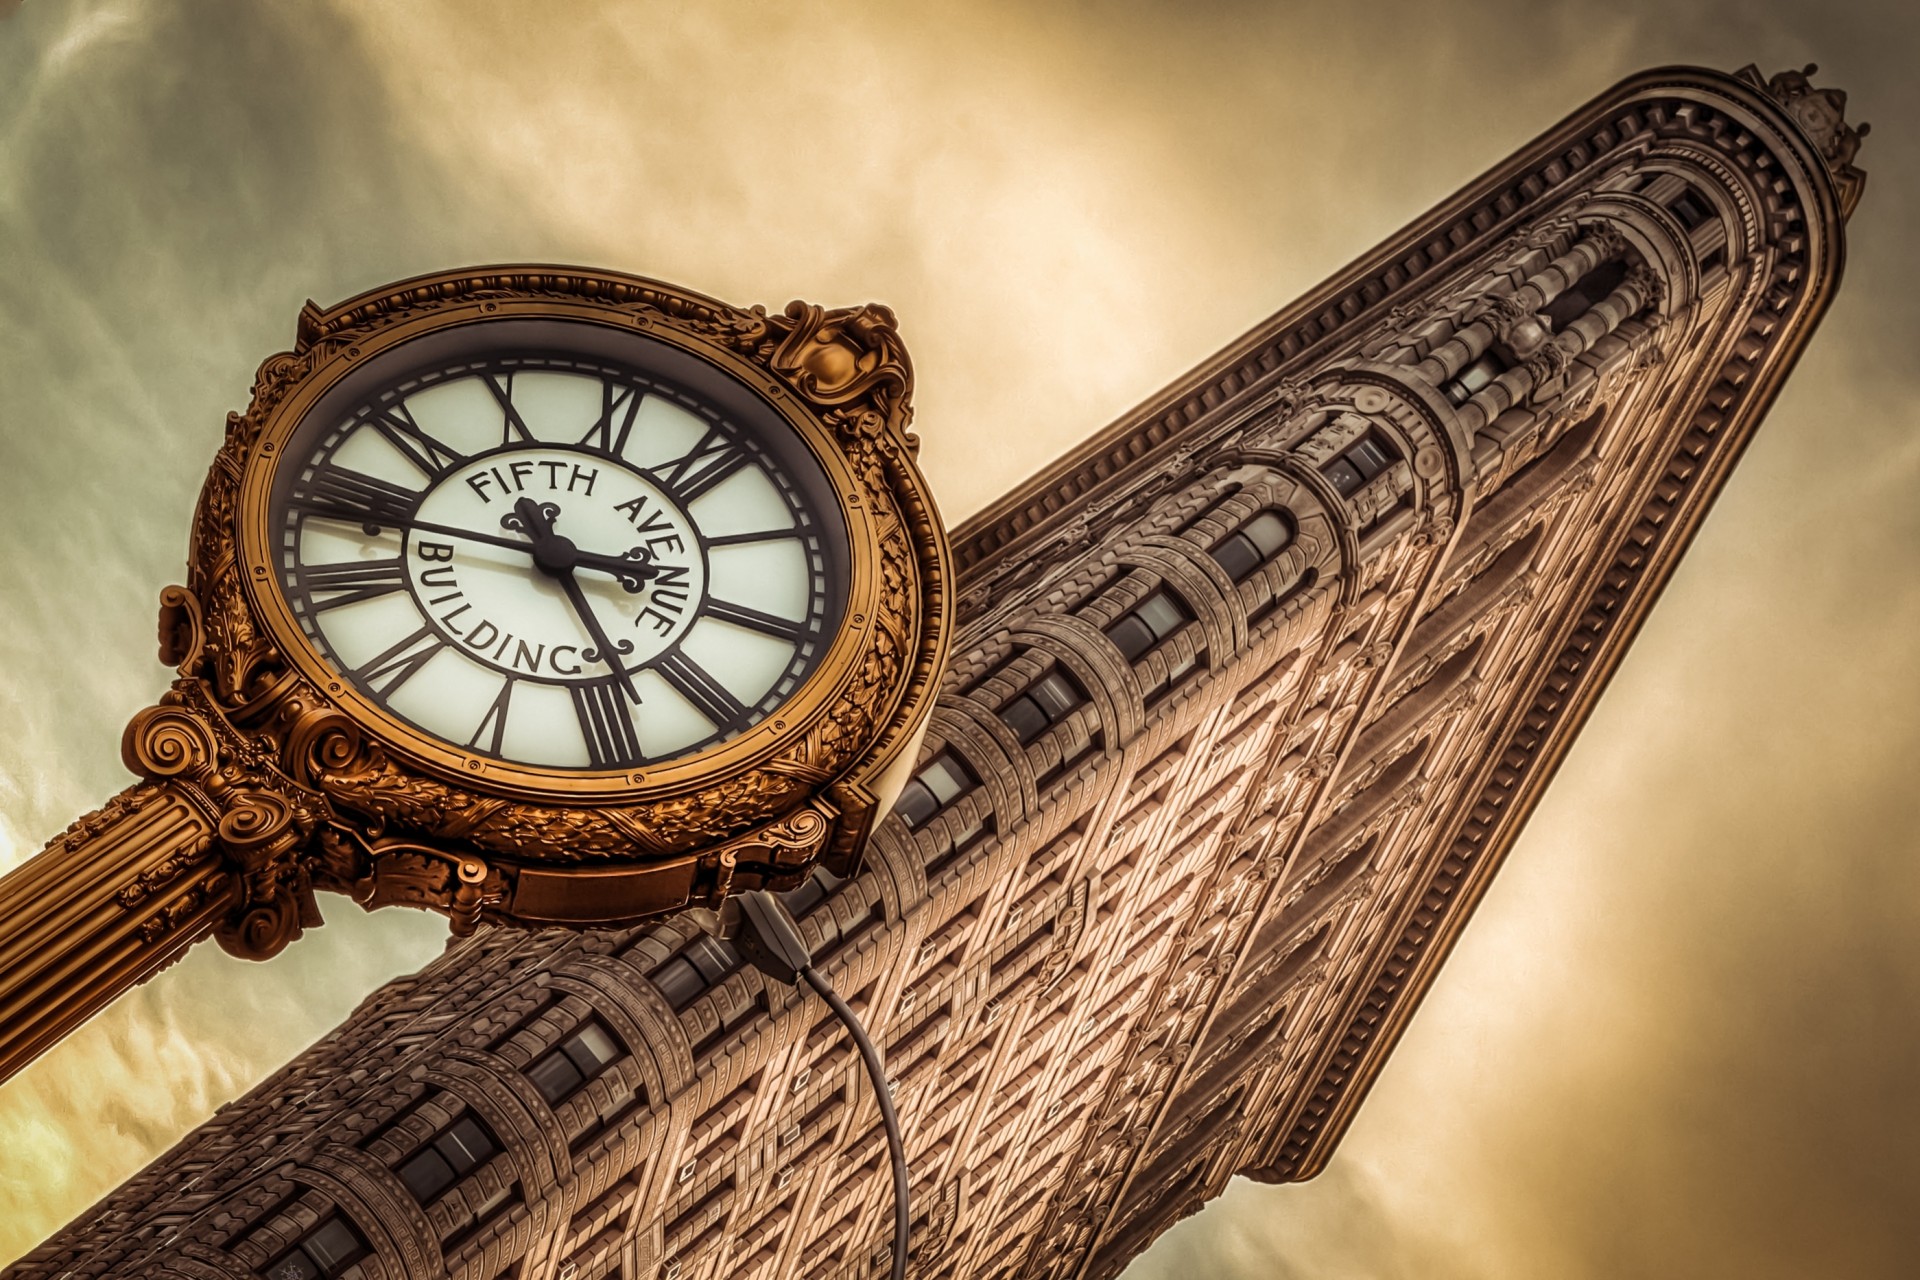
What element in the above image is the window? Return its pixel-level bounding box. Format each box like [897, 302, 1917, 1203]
[893, 751, 976, 830]
[1541, 259, 1628, 333]
[1000, 669, 1086, 744]
[1322, 434, 1400, 492]
[1105, 588, 1192, 661]
[779, 866, 847, 918]
[397, 1114, 500, 1205]
[1667, 186, 1713, 231]
[1441, 349, 1513, 406]
[527, 1019, 624, 1105]
[265, 1214, 370, 1280]
[652, 934, 743, 1008]
[1209, 509, 1295, 582]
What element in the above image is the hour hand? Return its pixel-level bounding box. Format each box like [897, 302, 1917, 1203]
[506, 500, 642, 704]
[497, 504, 657, 591]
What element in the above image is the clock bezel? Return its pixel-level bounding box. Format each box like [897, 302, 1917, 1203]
[243, 314, 862, 793]
[228, 272, 925, 817]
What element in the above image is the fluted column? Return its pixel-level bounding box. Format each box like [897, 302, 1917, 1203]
[0, 783, 230, 1082]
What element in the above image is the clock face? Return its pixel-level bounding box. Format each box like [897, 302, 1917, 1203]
[267, 325, 849, 772]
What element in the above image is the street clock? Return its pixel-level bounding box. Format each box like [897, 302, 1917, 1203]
[0, 267, 951, 1083]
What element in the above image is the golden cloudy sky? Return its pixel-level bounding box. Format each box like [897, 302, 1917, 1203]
[2, 1, 1916, 1275]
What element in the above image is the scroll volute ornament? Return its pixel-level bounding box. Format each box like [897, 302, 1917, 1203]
[0, 267, 950, 1086]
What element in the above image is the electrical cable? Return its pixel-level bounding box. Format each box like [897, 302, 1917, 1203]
[722, 888, 909, 1278]
[802, 965, 910, 1280]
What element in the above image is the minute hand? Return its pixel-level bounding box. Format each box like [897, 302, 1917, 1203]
[509, 498, 645, 706]
[398, 516, 660, 588]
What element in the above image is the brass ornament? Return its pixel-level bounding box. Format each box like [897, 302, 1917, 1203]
[0, 266, 950, 1082]
[200, 267, 950, 921]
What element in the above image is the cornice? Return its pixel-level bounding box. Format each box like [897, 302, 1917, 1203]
[1250, 66, 1854, 1183]
[948, 64, 1858, 595]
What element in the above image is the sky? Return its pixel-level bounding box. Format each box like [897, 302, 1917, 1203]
[0, 1, 1917, 1276]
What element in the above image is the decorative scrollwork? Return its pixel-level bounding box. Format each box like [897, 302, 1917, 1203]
[122, 705, 218, 780]
[117, 266, 951, 944]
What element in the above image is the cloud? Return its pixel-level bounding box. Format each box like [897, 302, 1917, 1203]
[4, 0, 1920, 1276]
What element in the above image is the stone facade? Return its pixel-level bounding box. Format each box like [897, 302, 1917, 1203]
[5, 64, 1860, 1280]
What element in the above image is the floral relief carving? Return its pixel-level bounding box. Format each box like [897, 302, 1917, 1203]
[90, 268, 950, 949]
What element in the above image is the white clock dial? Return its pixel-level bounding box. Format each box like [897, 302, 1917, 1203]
[271, 346, 845, 771]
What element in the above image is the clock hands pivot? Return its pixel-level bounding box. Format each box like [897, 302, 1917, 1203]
[506, 498, 642, 706]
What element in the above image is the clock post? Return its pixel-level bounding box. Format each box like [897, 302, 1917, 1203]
[0, 267, 953, 1088]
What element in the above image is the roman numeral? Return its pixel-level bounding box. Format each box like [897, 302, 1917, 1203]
[654, 427, 749, 502]
[293, 466, 421, 530]
[304, 558, 407, 610]
[705, 598, 806, 643]
[580, 381, 642, 457]
[467, 679, 514, 756]
[353, 626, 445, 697]
[482, 373, 538, 445]
[571, 680, 643, 768]
[370, 404, 465, 480]
[654, 651, 749, 729]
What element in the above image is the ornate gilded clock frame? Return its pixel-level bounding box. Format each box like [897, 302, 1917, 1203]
[0, 267, 952, 1086]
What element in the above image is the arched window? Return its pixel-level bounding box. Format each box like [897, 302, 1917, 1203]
[1209, 509, 1295, 582]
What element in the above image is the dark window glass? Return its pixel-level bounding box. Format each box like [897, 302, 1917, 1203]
[1542, 259, 1628, 333]
[895, 751, 975, 829]
[1440, 349, 1514, 407]
[779, 866, 845, 918]
[1001, 695, 1048, 743]
[1323, 434, 1400, 490]
[1668, 187, 1712, 230]
[1210, 510, 1294, 582]
[1106, 588, 1191, 661]
[1210, 533, 1262, 583]
[528, 1019, 625, 1105]
[1105, 614, 1157, 662]
[651, 956, 705, 1008]
[562, 1022, 620, 1076]
[528, 1051, 584, 1105]
[651, 937, 740, 1009]
[893, 778, 938, 829]
[268, 1214, 369, 1280]
[398, 1147, 456, 1203]
[1001, 669, 1084, 744]
[438, 1116, 496, 1175]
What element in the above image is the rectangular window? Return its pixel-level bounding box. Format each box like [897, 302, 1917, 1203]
[1210, 510, 1294, 582]
[1668, 186, 1713, 231]
[528, 1019, 624, 1106]
[1000, 668, 1086, 744]
[267, 1214, 370, 1280]
[1439, 350, 1513, 407]
[651, 934, 743, 1009]
[893, 751, 976, 830]
[778, 866, 846, 919]
[1105, 587, 1191, 662]
[398, 1113, 500, 1205]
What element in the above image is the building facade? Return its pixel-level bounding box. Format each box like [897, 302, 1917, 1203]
[6, 63, 1862, 1280]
